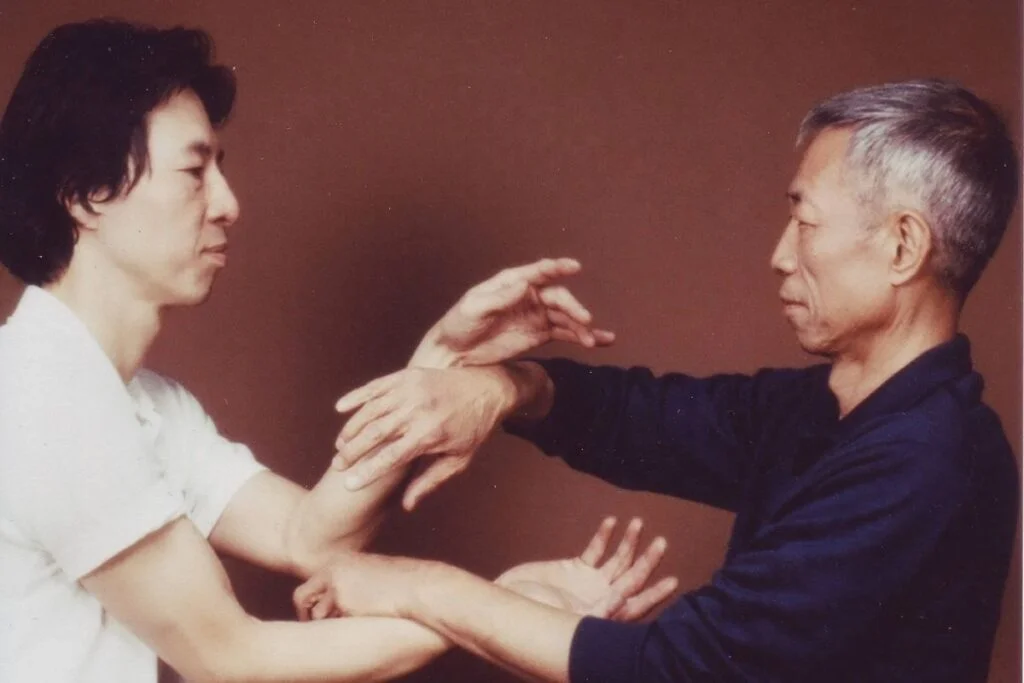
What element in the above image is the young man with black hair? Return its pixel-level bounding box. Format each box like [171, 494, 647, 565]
[0, 20, 674, 683]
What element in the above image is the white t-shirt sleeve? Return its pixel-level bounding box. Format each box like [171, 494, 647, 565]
[135, 371, 266, 536]
[0, 363, 185, 580]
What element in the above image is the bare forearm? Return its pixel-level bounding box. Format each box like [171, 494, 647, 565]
[284, 467, 407, 576]
[402, 564, 580, 683]
[285, 328, 470, 572]
[214, 615, 449, 683]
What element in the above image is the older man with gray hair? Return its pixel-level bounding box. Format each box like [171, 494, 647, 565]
[300, 79, 1020, 682]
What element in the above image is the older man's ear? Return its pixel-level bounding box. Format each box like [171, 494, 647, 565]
[886, 210, 934, 287]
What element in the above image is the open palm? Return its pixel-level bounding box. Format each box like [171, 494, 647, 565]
[496, 517, 678, 621]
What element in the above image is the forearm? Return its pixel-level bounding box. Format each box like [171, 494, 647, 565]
[284, 466, 407, 576]
[503, 359, 765, 506]
[215, 615, 449, 683]
[286, 324, 473, 570]
[402, 563, 581, 683]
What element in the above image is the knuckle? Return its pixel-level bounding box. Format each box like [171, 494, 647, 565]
[364, 424, 383, 443]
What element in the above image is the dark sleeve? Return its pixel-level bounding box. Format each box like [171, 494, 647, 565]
[566, 439, 969, 683]
[504, 358, 812, 510]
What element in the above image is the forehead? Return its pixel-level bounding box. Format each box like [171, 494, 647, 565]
[145, 89, 218, 160]
[789, 127, 855, 201]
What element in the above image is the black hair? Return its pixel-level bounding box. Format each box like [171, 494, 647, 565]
[0, 18, 236, 284]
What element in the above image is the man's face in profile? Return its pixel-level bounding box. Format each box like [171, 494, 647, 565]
[771, 127, 895, 358]
[80, 89, 240, 307]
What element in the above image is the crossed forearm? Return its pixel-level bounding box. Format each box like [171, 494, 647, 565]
[399, 563, 580, 683]
[284, 466, 408, 575]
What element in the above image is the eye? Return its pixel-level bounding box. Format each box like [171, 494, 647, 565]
[184, 167, 205, 181]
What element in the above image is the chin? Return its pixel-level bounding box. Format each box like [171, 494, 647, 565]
[166, 279, 216, 308]
[793, 329, 837, 359]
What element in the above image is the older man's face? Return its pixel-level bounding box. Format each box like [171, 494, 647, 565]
[770, 127, 893, 358]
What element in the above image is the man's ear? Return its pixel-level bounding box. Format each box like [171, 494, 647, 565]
[62, 189, 112, 232]
[888, 209, 933, 286]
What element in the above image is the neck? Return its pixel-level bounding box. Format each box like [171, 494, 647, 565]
[828, 291, 958, 417]
[45, 261, 162, 383]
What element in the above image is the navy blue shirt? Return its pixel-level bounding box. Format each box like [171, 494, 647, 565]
[506, 336, 1018, 682]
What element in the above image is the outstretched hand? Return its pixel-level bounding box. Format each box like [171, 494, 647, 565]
[410, 257, 615, 368]
[496, 517, 678, 621]
[293, 516, 678, 625]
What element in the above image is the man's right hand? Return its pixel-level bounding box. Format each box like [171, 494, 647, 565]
[331, 364, 546, 510]
[408, 258, 615, 368]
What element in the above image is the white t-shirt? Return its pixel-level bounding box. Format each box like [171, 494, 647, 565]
[0, 286, 266, 683]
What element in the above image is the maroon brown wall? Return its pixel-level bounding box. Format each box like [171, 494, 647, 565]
[1, 2, 1019, 681]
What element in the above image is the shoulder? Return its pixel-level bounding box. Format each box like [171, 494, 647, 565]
[836, 390, 988, 506]
[133, 369, 212, 426]
[0, 323, 135, 450]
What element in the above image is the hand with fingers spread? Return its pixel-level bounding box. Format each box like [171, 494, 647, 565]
[495, 517, 678, 621]
[292, 517, 677, 627]
[409, 257, 615, 368]
[332, 365, 520, 509]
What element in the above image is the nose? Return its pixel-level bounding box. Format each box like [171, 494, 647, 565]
[207, 165, 240, 228]
[770, 219, 797, 276]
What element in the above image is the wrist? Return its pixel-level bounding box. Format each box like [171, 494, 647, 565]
[501, 361, 555, 424]
[408, 325, 463, 369]
[473, 364, 525, 422]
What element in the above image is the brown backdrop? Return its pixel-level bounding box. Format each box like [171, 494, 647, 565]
[1, 1, 1020, 681]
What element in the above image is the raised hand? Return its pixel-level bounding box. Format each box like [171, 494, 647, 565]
[409, 258, 615, 368]
[496, 517, 678, 621]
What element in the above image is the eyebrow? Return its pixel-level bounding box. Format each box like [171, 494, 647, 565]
[185, 141, 225, 163]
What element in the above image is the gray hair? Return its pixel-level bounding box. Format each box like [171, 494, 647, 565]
[798, 79, 1019, 299]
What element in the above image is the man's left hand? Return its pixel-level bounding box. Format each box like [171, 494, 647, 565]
[293, 516, 677, 623]
[495, 516, 678, 621]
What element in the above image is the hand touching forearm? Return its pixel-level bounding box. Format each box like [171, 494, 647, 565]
[294, 518, 677, 682]
[87, 519, 450, 683]
[268, 322, 488, 574]
[329, 360, 555, 510]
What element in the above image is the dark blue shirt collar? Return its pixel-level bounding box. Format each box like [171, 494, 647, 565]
[801, 334, 975, 445]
